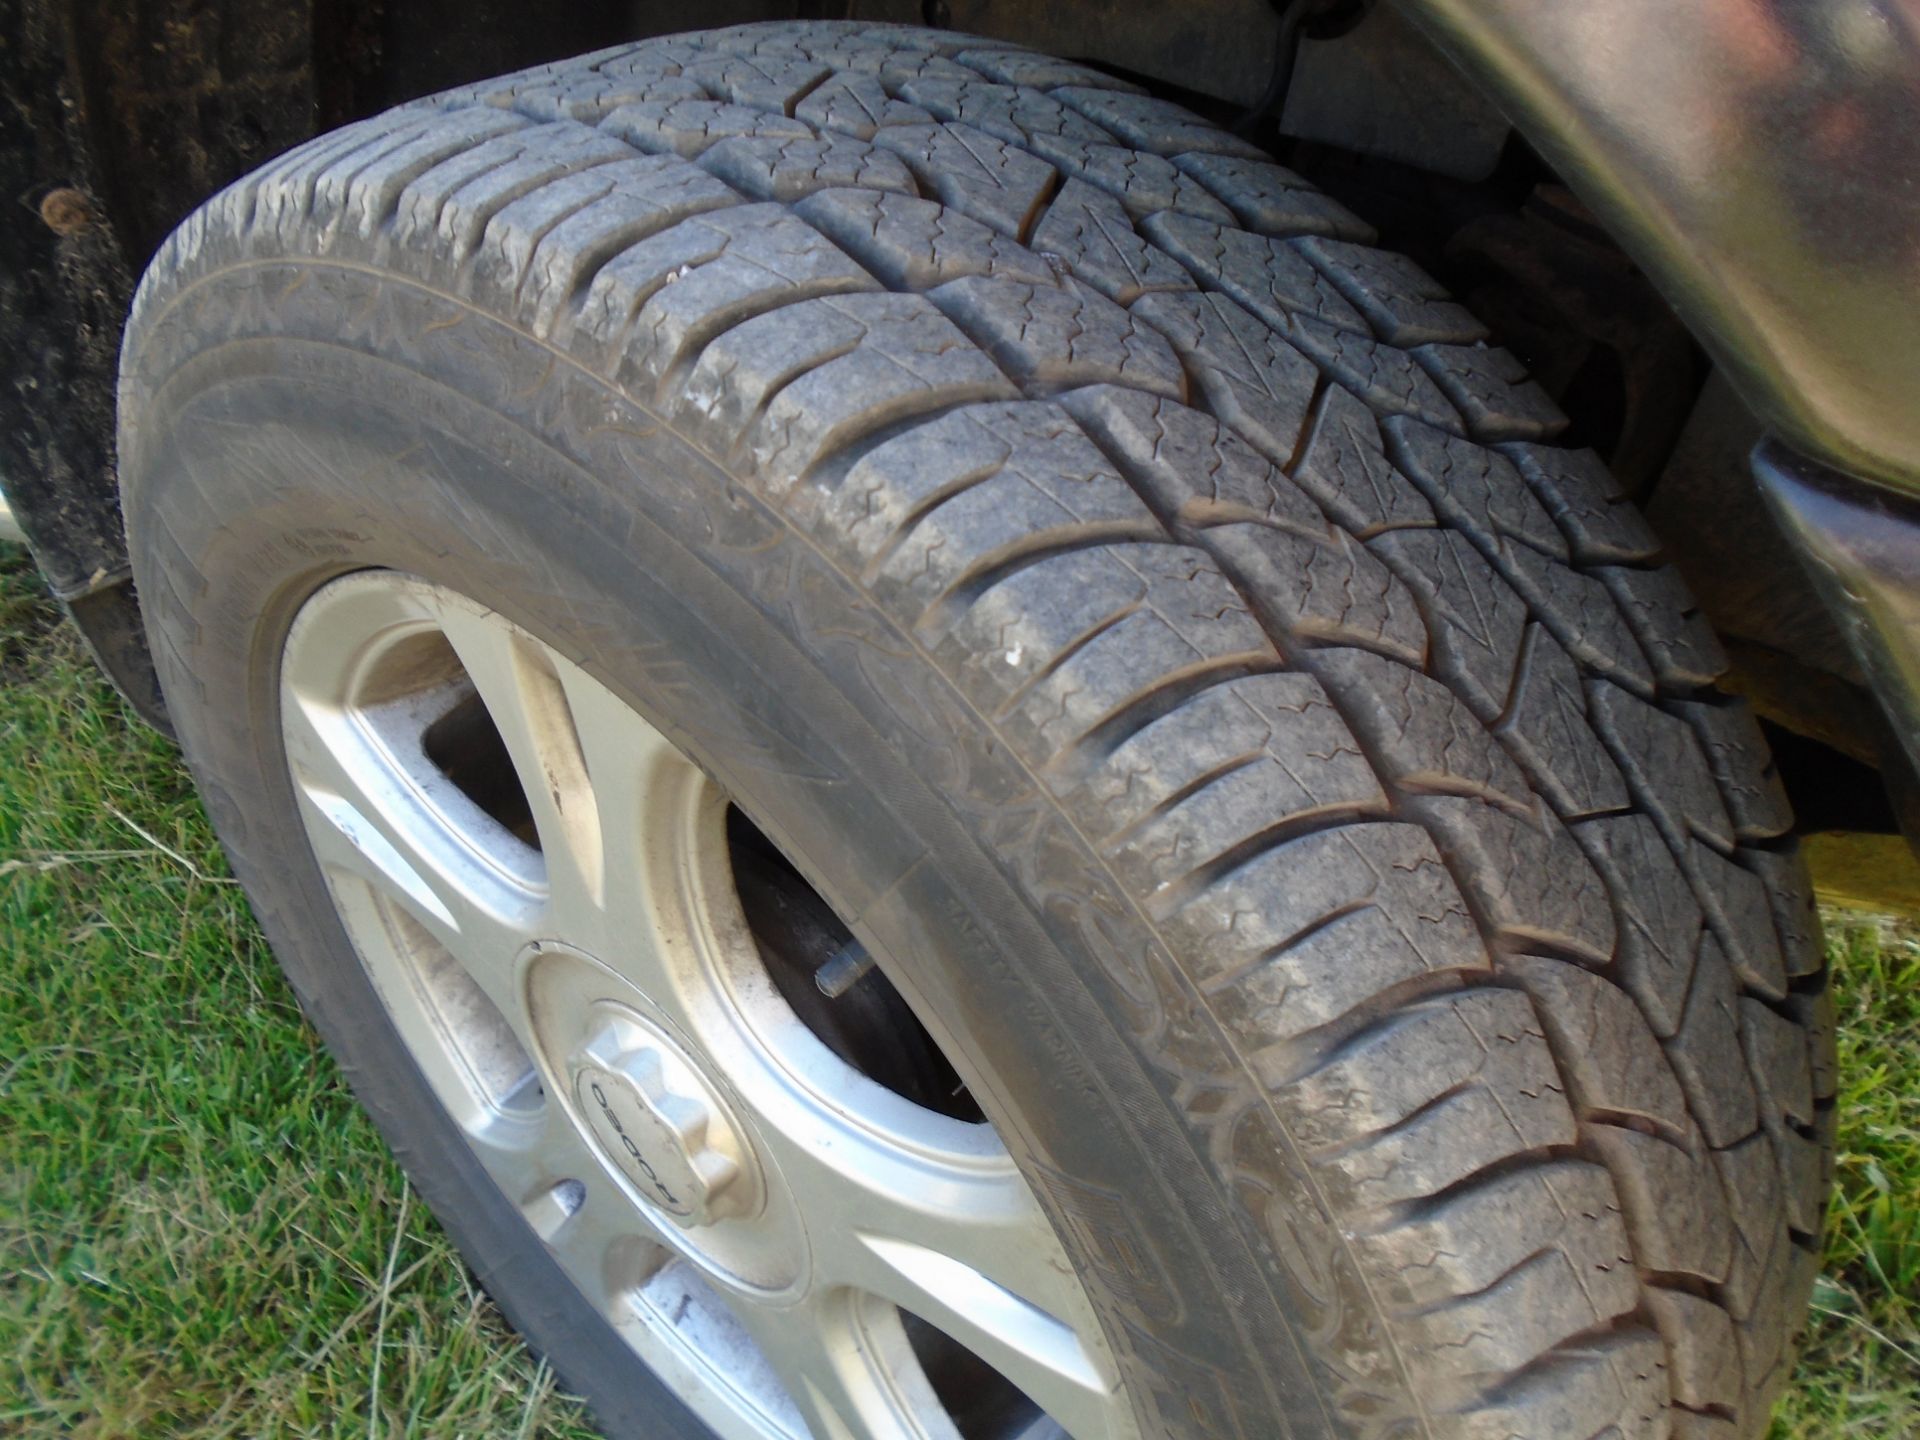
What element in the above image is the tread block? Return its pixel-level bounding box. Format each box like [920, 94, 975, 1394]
[650, 32, 755, 57]
[1396, 549, 1597, 703]
[858, 408, 1159, 621]
[1787, 984, 1838, 1102]
[793, 71, 935, 139]
[1422, 801, 1617, 965]
[898, 76, 1114, 150]
[317, 108, 533, 246]
[1065, 672, 1382, 840]
[1740, 845, 1823, 979]
[456, 73, 710, 125]
[1054, 86, 1268, 160]
[1311, 649, 1532, 810]
[1575, 814, 1706, 1036]
[1664, 933, 1761, 1149]
[1729, 1233, 1797, 1397]
[1022, 133, 1235, 222]
[1739, 998, 1815, 1128]
[1505, 955, 1690, 1135]
[1645, 1287, 1744, 1413]
[676, 290, 1014, 478]
[1383, 417, 1567, 560]
[797, 399, 1148, 574]
[1414, 342, 1567, 442]
[1292, 383, 1437, 536]
[1770, 1121, 1828, 1238]
[1598, 564, 1730, 690]
[252, 113, 455, 245]
[1172, 151, 1375, 241]
[1293, 316, 1465, 432]
[1294, 237, 1487, 347]
[1494, 625, 1632, 818]
[931, 275, 1186, 396]
[1060, 386, 1330, 537]
[1067, 388, 1427, 660]
[468, 157, 690, 310]
[1207, 522, 1430, 665]
[576, 202, 873, 373]
[697, 130, 917, 203]
[1588, 683, 1738, 852]
[1029, 178, 1194, 303]
[526, 167, 763, 343]
[1589, 1124, 1733, 1283]
[591, 40, 710, 74]
[1410, 1247, 1633, 1380]
[1671, 698, 1794, 841]
[1168, 823, 1490, 1049]
[1672, 1414, 1739, 1440]
[1004, 617, 1272, 770]
[1503, 442, 1660, 565]
[681, 53, 833, 111]
[1714, 1131, 1787, 1319]
[1283, 990, 1555, 1152]
[1103, 733, 1387, 898]
[599, 98, 813, 157]
[810, 23, 982, 55]
[936, 540, 1164, 704]
[1691, 842, 1789, 1001]
[391, 123, 641, 266]
[1499, 542, 1657, 694]
[1371, 529, 1528, 721]
[1443, 1336, 1674, 1440]
[1287, 989, 1577, 1211]
[870, 121, 1060, 238]
[794, 187, 1059, 292]
[837, 47, 979, 86]
[989, 554, 1278, 764]
[1360, 1160, 1632, 1311]
[1439, 1330, 1669, 1440]
[952, 48, 1147, 94]
[722, 28, 977, 80]
[1140, 210, 1371, 334]
[1131, 291, 1319, 469]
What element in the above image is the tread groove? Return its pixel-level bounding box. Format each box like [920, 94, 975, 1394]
[1147, 806, 1388, 919]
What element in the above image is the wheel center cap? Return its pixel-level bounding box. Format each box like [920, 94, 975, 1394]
[569, 1008, 760, 1229]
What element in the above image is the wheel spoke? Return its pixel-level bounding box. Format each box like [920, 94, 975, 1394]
[439, 601, 718, 1015]
[476, 1103, 672, 1315]
[548, 655, 718, 1003]
[757, 1118, 1125, 1440]
[727, 1290, 954, 1440]
[853, 1216, 1119, 1439]
[464, 1097, 592, 1207]
[434, 603, 609, 932]
[281, 685, 544, 1020]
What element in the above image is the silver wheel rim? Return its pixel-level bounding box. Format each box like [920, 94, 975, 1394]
[279, 570, 1136, 1440]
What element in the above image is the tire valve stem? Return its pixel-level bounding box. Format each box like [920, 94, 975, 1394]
[814, 939, 876, 999]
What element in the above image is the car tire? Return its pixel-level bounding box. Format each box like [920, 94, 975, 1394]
[118, 21, 1834, 1440]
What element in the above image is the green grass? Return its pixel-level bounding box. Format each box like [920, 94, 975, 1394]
[1, 541, 1914, 1437]
[0, 546, 598, 1437]
[1770, 914, 1920, 1436]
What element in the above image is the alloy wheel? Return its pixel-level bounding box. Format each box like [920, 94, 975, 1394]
[277, 570, 1135, 1440]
